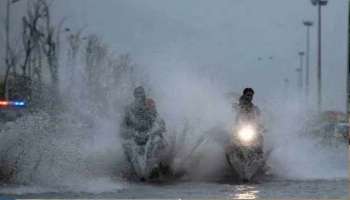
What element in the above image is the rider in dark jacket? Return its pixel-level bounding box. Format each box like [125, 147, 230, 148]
[237, 88, 261, 123]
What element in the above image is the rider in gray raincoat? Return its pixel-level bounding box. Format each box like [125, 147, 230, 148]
[120, 86, 169, 180]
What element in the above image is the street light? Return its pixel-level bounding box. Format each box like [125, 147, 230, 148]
[311, 0, 328, 6]
[348, 0, 350, 117]
[303, 20, 313, 103]
[296, 68, 302, 96]
[284, 78, 290, 100]
[310, 0, 328, 112]
[297, 52, 305, 95]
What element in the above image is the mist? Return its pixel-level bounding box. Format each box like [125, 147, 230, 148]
[141, 58, 348, 180]
[0, 0, 348, 195]
[0, 38, 347, 194]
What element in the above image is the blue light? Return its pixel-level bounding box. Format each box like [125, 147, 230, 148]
[13, 101, 25, 107]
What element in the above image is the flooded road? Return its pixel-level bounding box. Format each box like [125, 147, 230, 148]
[1, 179, 348, 199]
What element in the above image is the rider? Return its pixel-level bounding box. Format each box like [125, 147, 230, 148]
[121, 86, 159, 142]
[146, 98, 166, 137]
[236, 87, 261, 123]
[120, 87, 170, 179]
[236, 88, 264, 153]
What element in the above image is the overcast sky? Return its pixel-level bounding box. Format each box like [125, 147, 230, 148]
[0, 0, 348, 111]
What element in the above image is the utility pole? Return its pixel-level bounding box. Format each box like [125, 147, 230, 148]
[311, 0, 328, 112]
[303, 20, 313, 102]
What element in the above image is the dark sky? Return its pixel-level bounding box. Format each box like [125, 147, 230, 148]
[0, 0, 348, 111]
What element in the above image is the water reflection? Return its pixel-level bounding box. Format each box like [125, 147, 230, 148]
[231, 185, 259, 200]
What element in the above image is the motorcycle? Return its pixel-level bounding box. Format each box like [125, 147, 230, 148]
[225, 119, 270, 182]
[122, 118, 174, 181]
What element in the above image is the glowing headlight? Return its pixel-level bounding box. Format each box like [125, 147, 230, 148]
[237, 125, 257, 143]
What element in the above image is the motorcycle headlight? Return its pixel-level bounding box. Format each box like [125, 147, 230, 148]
[237, 125, 257, 144]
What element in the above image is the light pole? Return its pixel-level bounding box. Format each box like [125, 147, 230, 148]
[296, 68, 302, 96]
[298, 51, 305, 96]
[284, 78, 289, 100]
[311, 0, 328, 112]
[303, 20, 313, 102]
[348, 0, 350, 119]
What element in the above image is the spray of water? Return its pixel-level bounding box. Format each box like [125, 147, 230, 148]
[143, 61, 233, 180]
[0, 54, 347, 196]
[264, 94, 348, 180]
[0, 54, 135, 193]
[141, 58, 348, 181]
